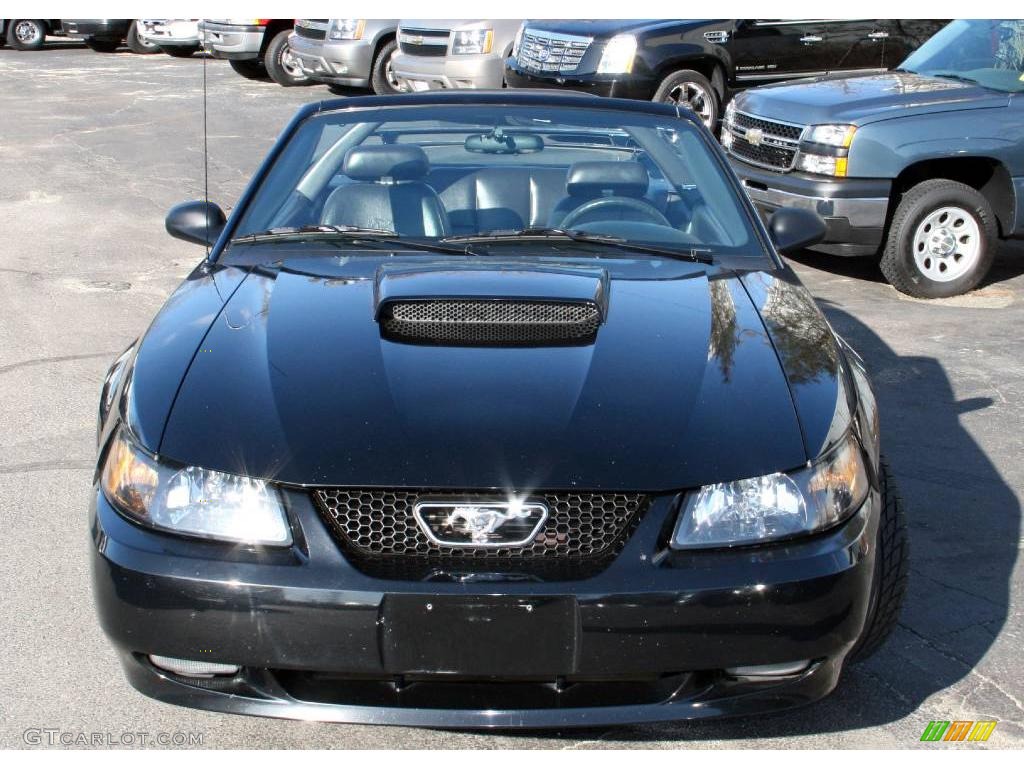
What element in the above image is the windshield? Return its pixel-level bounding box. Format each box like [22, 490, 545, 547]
[233, 104, 765, 257]
[901, 19, 1024, 93]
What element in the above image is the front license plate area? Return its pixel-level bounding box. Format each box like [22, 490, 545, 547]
[381, 595, 578, 677]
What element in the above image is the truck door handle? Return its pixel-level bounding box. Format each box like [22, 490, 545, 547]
[800, 35, 823, 44]
[867, 31, 890, 39]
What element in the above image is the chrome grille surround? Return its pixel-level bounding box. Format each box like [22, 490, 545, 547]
[398, 27, 450, 57]
[725, 110, 806, 171]
[293, 19, 328, 40]
[516, 29, 593, 75]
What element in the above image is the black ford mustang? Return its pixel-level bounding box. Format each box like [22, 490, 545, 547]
[91, 91, 906, 728]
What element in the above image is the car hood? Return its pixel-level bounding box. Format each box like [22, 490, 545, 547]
[736, 72, 1010, 126]
[156, 258, 840, 492]
[523, 20, 693, 38]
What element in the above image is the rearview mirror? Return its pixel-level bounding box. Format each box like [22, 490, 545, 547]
[165, 200, 226, 247]
[767, 207, 827, 256]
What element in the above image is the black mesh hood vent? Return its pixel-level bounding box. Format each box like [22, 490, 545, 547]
[379, 299, 601, 346]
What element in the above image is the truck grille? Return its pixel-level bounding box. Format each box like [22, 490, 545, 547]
[293, 19, 328, 41]
[398, 27, 450, 57]
[516, 29, 592, 74]
[313, 489, 649, 580]
[727, 111, 805, 171]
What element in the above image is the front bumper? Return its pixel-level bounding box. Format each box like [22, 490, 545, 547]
[91, 486, 878, 727]
[288, 34, 373, 88]
[198, 22, 264, 60]
[139, 20, 199, 47]
[392, 52, 506, 91]
[729, 158, 892, 257]
[504, 62, 657, 101]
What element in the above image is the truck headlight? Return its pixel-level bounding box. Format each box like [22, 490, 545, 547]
[796, 153, 848, 177]
[597, 34, 637, 74]
[512, 23, 525, 56]
[804, 124, 857, 148]
[329, 19, 365, 41]
[452, 28, 493, 55]
[672, 433, 868, 548]
[796, 124, 856, 177]
[101, 428, 291, 546]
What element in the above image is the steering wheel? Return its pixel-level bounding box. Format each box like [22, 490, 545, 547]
[560, 196, 671, 230]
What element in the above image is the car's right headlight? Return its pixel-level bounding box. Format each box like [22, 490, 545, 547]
[329, 19, 365, 41]
[101, 428, 292, 546]
[597, 34, 637, 74]
[671, 433, 869, 549]
[452, 28, 494, 55]
[796, 124, 857, 177]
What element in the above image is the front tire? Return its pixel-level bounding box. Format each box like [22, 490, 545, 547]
[849, 458, 909, 662]
[370, 38, 404, 95]
[85, 38, 121, 53]
[7, 19, 47, 50]
[126, 21, 160, 54]
[264, 29, 310, 86]
[880, 179, 997, 298]
[229, 58, 268, 80]
[653, 69, 719, 130]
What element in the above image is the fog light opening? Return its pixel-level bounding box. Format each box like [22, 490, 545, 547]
[149, 654, 240, 678]
[725, 660, 811, 678]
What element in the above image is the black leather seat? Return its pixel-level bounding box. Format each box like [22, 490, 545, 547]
[321, 145, 449, 237]
[435, 166, 568, 235]
[550, 161, 659, 227]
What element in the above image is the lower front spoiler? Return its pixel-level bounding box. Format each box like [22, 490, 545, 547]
[121, 651, 843, 729]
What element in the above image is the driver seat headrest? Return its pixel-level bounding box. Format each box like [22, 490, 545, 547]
[343, 145, 430, 182]
[565, 161, 649, 198]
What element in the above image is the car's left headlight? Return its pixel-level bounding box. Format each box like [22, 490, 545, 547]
[329, 19, 365, 41]
[672, 433, 869, 548]
[597, 34, 637, 74]
[452, 28, 493, 55]
[796, 124, 857, 177]
[101, 428, 292, 546]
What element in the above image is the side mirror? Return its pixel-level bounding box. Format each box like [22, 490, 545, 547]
[768, 207, 827, 256]
[165, 200, 226, 247]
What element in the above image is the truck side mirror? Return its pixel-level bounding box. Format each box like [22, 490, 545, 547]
[165, 201, 226, 247]
[768, 207, 827, 255]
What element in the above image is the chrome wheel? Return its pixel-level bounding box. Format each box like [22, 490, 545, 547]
[666, 81, 714, 127]
[385, 52, 405, 92]
[15, 20, 41, 44]
[912, 205, 981, 282]
[280, 43, 306, 80]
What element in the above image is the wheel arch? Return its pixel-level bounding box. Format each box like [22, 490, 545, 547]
[259, 20, 295, 57]
[653, 56, 727, 100]
[370, 30, 397, 67]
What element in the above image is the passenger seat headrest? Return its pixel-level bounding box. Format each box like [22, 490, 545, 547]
[566, 161, 649, 198]
[343, 145, 430, 182]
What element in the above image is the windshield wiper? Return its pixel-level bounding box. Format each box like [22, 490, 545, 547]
[231, 225, 475, 256]
[929, 71, 983, 86]
[443, 228, 714, 264]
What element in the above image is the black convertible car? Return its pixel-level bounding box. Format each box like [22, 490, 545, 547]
[91, 91, 906, 727]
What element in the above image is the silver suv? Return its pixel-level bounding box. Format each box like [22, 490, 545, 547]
[288, 19, 402, 95]
[392, 19, 523, 91]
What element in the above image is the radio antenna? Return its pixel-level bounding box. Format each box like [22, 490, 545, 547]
[202, 47, 211, 257]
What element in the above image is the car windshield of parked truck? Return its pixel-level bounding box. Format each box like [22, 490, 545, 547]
[901, 19, 1024, 93]
[233, 105, 765, 257]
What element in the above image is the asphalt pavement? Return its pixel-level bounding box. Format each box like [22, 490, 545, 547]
[0, 41, 1021, 749]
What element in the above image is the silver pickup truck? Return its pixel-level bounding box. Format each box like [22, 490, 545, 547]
[288, 19, 402, 94]
[392, 19, 524, 91]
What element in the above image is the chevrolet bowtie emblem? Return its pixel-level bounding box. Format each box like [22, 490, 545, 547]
[745, 127, 765, 147]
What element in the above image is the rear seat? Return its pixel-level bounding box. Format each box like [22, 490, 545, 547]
[430, 167, 569, 235]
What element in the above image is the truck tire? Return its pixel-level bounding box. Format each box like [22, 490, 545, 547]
[264, 29, 310, 86]
[880, 179, 997, 298]
[126, 21, 160, 54]
[229, 58, 268, 80]
[849, 457, 909, 663]
[160, 45, 200, 58]
[653, 69, 719, 130]
[7, 19, 47, 50]
[85, 38, 121, 53]
[370, 38, 404, 95]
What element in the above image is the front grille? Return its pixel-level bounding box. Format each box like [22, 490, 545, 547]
[313, 489, 649, 579]
[293, 20, 328, 41]
[398, 28, 450, 57]
[517, 30, 592, 74]
[379, 299, 601, 346]
[727, 111, 805, 171]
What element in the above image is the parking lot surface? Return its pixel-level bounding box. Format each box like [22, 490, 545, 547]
[1, 43, 1022, 749]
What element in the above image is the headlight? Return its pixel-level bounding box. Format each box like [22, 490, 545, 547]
[452, 28, 493, 55]
[796, 153, 848, 177]
[329, 19, 365, 41]
[672, 433, 869, 548]
[101, 429, 291, 546]
[597, 34, 637, 74]
[512, 23, 525, 56]
[804, 124, 856, 148]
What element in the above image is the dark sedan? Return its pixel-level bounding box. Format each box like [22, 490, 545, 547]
[91, 91, 906, 727]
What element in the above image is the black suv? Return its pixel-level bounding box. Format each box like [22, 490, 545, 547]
[505, 19, 946, 127]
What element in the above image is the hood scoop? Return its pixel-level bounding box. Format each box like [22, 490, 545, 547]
[374, 264, 608, 347]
